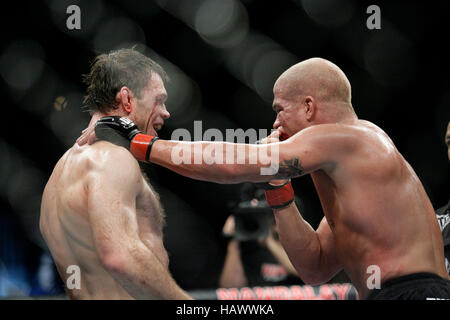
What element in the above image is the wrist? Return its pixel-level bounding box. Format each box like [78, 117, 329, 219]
[130, 134, 159, 162]
[264, 181, 294, 210]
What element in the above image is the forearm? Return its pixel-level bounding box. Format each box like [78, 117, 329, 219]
[149, 140, 280, 183]
[265, 236, 298, 276]
[272, 203, 324, 284]
[107, 241, 192, 300]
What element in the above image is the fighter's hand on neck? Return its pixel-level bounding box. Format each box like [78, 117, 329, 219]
[76, 123, 97, 146]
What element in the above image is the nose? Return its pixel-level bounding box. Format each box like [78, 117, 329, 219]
[161, 106, 170, 119]
[273, 117, 281, 130]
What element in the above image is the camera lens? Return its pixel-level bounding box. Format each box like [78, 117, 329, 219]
[241, 216, 259, 233]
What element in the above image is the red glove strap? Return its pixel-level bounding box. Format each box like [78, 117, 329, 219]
[265, 182, 294, 209]
[130, 133, 156, 162]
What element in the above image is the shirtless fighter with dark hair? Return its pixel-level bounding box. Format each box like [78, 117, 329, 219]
[79, 58, 450, 300]
[40, 48, 191, 299]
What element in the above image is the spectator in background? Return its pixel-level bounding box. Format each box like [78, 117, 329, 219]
[219, 184, 302, 288]
[219, 184, 350, 288]
[436, 121, 450, 275]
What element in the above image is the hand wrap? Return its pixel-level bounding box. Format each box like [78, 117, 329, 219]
[256, 180, 294, 210]
[95, 116, 159, 162]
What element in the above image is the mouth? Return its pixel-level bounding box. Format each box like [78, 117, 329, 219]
[277, 127, 289, 141]
[152, 123, 163, 136]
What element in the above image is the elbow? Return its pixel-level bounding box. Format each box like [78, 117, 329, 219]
[293, 266, 330, 286]
[299, 268, 338, 286]
[97, 244, 128, 275]
[301, 275, 328, 286]
[100, 251, 128, 275]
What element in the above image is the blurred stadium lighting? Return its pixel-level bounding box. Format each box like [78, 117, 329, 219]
[0, 140, 47, 250]
[135, 44, 203, 127]
[194, 0, 249, 48]
[364, 22, 418, 88]
[224, 33, 298, 103]
[298, 0, 355, 28]
[251, 49, 298, 102]
[91, 16, 146, 53]
[21, 66, 60, 116]
[114, 0, 161, 21]
[157, 0, 298, 103]
[7, 167, 45, 215]
[49, 92, 87, 148]
[155, 0, 201, 29]
[0, 40, 46, 94]
[0, 140, 14, 197]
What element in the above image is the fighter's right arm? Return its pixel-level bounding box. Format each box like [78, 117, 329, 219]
[273, 203, 342, 285]
[88, 117, 347, 184]
[86, 146, 191, 299]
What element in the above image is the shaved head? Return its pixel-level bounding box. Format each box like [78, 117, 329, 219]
[276, 58, 353, 108]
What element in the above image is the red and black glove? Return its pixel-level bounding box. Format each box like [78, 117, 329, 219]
[256, 180, 294, 210]
[95, 116, 159, 162]
[255, 131, 293, 209]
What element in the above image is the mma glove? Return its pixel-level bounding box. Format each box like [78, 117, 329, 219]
[256, 180, 295, 210]
[255, 134, 293, 210]
[95, 116, 159, 163]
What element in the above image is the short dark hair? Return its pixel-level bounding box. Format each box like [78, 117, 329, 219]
[82, 48, 168, 115]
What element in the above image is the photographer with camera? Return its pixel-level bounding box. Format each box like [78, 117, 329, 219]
[219, 184, 302, 288]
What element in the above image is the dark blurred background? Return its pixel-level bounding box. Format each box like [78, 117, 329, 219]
[0, 0, 449, 297]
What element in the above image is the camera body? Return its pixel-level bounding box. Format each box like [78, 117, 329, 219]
[233, 199, 273, 242]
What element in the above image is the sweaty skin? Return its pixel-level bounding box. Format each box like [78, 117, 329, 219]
[40, 140, 191, 299]
[143, 59, 449, 299]
[41, 72, 189, 300]
[79, 58, 448, 299]
[148, 121, 448, 298]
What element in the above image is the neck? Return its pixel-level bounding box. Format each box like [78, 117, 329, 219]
[89, 109, 128, 127]
[88, 112, 107, 128]
[319, 102, 357, 125]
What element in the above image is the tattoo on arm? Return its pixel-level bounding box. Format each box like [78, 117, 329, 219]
[275, 158, 305, 178]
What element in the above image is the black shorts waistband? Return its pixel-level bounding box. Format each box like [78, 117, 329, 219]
[381, 272, 444, 288]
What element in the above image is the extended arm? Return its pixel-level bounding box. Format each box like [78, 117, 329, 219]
[149, 139, 298, 183]
[87, 147, 191, 299]
[90, 116, 340, 184]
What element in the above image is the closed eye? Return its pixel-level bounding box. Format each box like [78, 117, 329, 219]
[156, 94, 167, 104]
[272, 104, 282, 114]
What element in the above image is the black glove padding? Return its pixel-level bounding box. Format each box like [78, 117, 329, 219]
[95, 116, 141, 149]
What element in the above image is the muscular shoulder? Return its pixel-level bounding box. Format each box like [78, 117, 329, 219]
[290, 123, 362, 156]
[297, 121, 394, 152]
[282, 121, 398, 176]
[83, 141, 138, 167]
[80, 141, 142, 186]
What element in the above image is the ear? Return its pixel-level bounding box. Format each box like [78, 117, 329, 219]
[115, 86, 133, 114]
[304, 96, 315, 121]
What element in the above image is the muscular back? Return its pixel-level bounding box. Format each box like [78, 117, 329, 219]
[40, 142, 168, 299]
[310, 120, 447, 296]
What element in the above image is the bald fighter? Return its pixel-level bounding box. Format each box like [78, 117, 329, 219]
[40, 48, 191, 299]
[79, 58, 450, 299]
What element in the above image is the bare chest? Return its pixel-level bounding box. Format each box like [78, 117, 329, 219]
[310, 171, 341, 229]
[136, 176, 165, 236]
